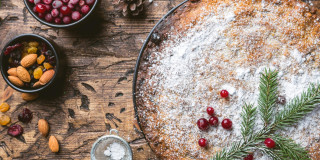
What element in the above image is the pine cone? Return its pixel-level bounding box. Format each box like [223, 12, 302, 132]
[113, 0, 144, 17]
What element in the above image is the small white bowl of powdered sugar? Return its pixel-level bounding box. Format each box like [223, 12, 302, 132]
[91, 129, 133, 160]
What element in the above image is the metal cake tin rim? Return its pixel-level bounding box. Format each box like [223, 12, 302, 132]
[131, 0, 189, 154]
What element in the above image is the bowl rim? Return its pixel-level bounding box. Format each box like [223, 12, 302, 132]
[0, 33, 60, 93]
[23, 0, 99, 28]
[131, 0, 188, 152]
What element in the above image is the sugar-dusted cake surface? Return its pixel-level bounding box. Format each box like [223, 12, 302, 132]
[135, 0, 320, 159]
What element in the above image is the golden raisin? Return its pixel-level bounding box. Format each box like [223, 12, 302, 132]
[43, 62, 53, 70]
[29, 41, 39, 47]
[28, 47, 38, 54]
[0, 115, 11, 126]
[33, 67, 43, 79]
[0, 103, 10, 112]
[37, 55, 45, 64]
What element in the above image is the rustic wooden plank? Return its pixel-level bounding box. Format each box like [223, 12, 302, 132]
[0, 0, 184, 159]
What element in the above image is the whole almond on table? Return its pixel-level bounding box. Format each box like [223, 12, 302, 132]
[38, 119, 49, 136]
[8, 76, 24, 87]
[49, 136, 59, 153]
[21, 93, 39, 101]
[7, 68, 17, 76]
[17, 66, 31, 82]
[39, 70, 55, 85]
[20, 54, 37, 68]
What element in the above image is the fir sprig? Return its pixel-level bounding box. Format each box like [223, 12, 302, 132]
[240, 103, 257, 140]
[212, 69, 319, 160]
[258, 69, 278, 126]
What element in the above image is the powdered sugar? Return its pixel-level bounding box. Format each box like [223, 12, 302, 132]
[137, 0, 320, 159]
[103, 142, 125, 160]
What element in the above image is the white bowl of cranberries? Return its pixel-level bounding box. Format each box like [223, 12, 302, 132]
[24, 0, 98, 28]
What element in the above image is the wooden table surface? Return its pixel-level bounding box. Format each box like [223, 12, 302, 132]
[1, 0, 320, 159]
[0, 0, 184, 159]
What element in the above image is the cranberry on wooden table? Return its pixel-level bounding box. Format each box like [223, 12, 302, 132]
[18, 108, 33, 123]
[7, 124, 24, 137]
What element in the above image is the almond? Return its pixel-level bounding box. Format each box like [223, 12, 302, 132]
[38, 119, 49, 136]
[7, 68, 17, 76]
[17, 66, 31, 82]
[8, 76, 24, 87]
[33, 81, 43, 88]
[39, 70, 55, 85]
[21, 54, 37, 68]
[49, 136, 59, 153]
[21, 93, 39, 101]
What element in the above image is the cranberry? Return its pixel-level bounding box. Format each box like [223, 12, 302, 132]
[209, 117, 219, 126]
[198, 138, 207, 147]
[34, 0, 41, 4]
[44, 4, 52, 11]
[264, 138, 276, 148]
[7, 124, 23, 137]
[18, 108, 33, 123]
[38, 12, 45, 18]
[244, 154, 254, 160]
[59, 13, 64, 18]
[220, 90, 229, 98]
[29, 0, 34, 3]
[33, 6, 37, 13]
[63, 16, 72, 24]
[221, 118, 232, 129]
[206, 107, 214, 115]
[45, 13, 53, 22]
[81, 5, 90, 15]
[67, 2, 74, 9]
[60, 5, 72, 15]
[69, 0, 79, 4]
[36, 3, 47, 13]
[197, 118, 209, 131]
[42, 0, 52, 4]
[54, 17, 61, 24]
[62, 0, 70, 3]
[79, 0, 85, 6]
[71, 11, 82, 21]
[85, 0, 95, 5]
[52, 0, 63, 9]
[51, 9, 60, 17]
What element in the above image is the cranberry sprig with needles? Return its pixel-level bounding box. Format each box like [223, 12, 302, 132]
[214, 69, 316, 159]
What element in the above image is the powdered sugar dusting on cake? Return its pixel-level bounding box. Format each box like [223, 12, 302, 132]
[137, 0, 320, 159]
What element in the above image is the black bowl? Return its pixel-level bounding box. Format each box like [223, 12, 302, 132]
[0, 34, 61, 93]
[23, 0, 99, 28]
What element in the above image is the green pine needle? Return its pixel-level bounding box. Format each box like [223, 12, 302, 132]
[258, 69, 278, 126]
[272, 84, 320, 131]
[240, 103, 257, 140]
[211, 69, 320, 160]
[272, 135, 310, 160]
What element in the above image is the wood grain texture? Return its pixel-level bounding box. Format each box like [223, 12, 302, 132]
[0, 0, 319, 159]
[0, 0, 183, 159]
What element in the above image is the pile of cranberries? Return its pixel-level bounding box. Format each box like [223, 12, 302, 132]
[27, 0, 95, 24]
[196, 90, 233, 148]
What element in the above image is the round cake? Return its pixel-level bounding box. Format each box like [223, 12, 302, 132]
[135, 0, 320, 159]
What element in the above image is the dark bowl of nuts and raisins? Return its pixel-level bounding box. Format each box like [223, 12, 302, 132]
[0, 34, 61, 93]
